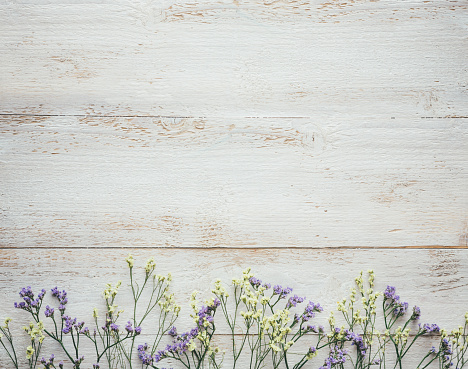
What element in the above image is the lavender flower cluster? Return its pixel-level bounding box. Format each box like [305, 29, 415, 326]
[138, 298, 220, 367]
[13, 286, 46, 314]
[319, 346, 348, 369]
[384, 285, 409, 317]
[248, 277, 270, 290]
[273, 285, 293, 299]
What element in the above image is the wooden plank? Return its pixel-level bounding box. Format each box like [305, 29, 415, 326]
[1, 248, 467, 368]
[1, 115, 466, 248]
[1, 1, 467, 116]
[0, 248, 467, 328]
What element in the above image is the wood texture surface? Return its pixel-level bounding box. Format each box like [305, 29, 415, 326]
[1, 0, 467, 368]
[1, 115, 466, 248]
[1, 0, 467, 117]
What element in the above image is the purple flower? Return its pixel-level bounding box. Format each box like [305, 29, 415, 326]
[138, 344, 154, 365]
[319, 346, 348, 369]
[74, 355, 85, 366]
[51, 287, 67, 302]
[14, 286, 46, 313]
[45, 305, 54, 318]
[383, 286, 409, 317]
[384, 286, 396, 300]
[273, 285, 293, 299]
[249, 277, 262, 287]
[346, 331, 367, 356]
[40, 355, 56, 369]
[50, 287, 69, 315]
[125, 321, 134, 334]
[61, 316, 80, 334]
[439, 338, 453, 368]
[110, 323, 119, 332]
[411, 306, 421, 320]
[286, 294, 305, 309]
[304, 325, 317, 333]
[135, 326, 142, 335]
[168, 326, 178, 337]
[421, 323, 440, 333]
[301, 300, 323, 321]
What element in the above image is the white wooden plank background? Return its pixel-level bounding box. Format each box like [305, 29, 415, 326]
[0, 0, 467, 368]
[1, 115, 467, 248]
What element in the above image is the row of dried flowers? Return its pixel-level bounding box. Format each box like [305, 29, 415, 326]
[1, 255, 467, 369]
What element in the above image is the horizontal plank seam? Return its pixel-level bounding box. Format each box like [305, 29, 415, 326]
[1, 113, 468, 119]
[0, 246, 466, 250]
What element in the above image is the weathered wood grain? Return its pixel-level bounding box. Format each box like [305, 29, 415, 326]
[1, 0, 467, 117]
[1, 115, 466, 248]
[1, 1, 467, 367]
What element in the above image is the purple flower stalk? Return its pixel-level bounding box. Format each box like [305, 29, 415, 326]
[421, 323, 440, 333]
[45, 305, 54, 318]
[14, 286, 46, 313]
[319, 346, 348, 369]
[40, 354, 55, 368]
[286, 294, 305, 309]
[248, 277, 271, 290]
[51, 287, 68, 314]
[300, 301, 323, 322]
[168, 326, 178, 337]
[411, 306, 421, 320]
[249, 277, 262, 287]
[273, 285, 293, 299]
[125, 321, 134, 334]
[383, 286, 409, 317]
[346, 331, 367, 357]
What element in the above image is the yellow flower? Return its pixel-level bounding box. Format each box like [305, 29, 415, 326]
[306, 348, 318, 360]
[270, 343, 280, 352]
[93, 308, 99, 318]
[125, 254, 134, 268]
[26, 346, 34, 359]
[145, 257, 156, 274]
[212, 279, 229, 297]
[3, 318, 11, 328]
[188, 340, 196, 351]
